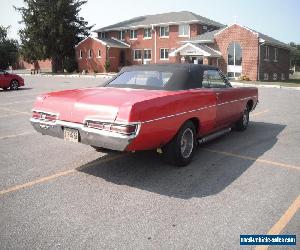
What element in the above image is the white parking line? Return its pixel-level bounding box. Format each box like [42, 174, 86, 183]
[0, 131, 34, 140]
[0, 100, 34, 106]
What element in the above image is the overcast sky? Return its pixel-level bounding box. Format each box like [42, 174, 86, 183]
[1, 0, 300, 43]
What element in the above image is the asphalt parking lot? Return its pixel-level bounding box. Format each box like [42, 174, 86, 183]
[0, 75, 299, 250]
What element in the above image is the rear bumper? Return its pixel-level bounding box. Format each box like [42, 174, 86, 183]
[30, 118, 137, 151]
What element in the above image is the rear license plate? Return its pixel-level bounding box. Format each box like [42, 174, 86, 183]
[64, 128, 79, 142]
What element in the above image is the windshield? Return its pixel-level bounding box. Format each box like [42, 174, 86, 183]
[106, 70, 173, 90]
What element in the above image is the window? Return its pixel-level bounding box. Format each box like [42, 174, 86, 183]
[99, 32, 107, 38]
[119, 30, 125, 40]
[274, 48, 278, 62]
[178, 24, 189, 36]
[88, 49, 92, 58]
[203, 25, 207, 31]
[265, 46, 269, 60]
[264, 73, 269, 80]
[107, 70, 173, 89]
[160, 48, 169, 60]
[133, 49, 142, 60]
[130, 30, 137, 39]
[202, 70, 229, 88]
[144, 28, 152, 39]
[273, 73, 277, 80]
[79, 50, 82, 59]
[227, 72, 234, 77]
[281, 73, 285, 80]
[97, 50, 101, 58]
[143, 49, 151, 60]
[160, 26, 169, 37]
[228, 42, 242, 66]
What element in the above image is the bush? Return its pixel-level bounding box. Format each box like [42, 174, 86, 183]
[63, 56, 78, 73]
[104, 60, 111, 72]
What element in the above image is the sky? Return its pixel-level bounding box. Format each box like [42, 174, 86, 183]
[1, 0, 300, 44]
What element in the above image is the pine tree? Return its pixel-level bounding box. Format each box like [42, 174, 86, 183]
[16, 0, 92, 73]
[0, 26, 19, 70]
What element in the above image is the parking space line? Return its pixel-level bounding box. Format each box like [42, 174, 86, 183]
[0, 106, 31, 115]
[0, 153, 125, 197]
[255, 195, 300, 250]
[0, 131, 35, 140]
[251, 109, 269, 117]
[0, 100, 34, 106]
[203, 148, 300, 171]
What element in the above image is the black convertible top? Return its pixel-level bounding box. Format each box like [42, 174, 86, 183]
[107, 64, 221, 90]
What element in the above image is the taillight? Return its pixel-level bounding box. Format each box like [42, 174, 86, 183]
[32, 111, 58, 123]
[86, 120, 138, 135]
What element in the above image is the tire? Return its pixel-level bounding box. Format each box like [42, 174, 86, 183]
[10, 80, 19, 90]
[235, 107, 249, 131]
[162, 120, 197, 167]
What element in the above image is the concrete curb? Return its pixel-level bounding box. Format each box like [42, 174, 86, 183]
[231, 82, 300, 90]
[18, 73, 116, 79]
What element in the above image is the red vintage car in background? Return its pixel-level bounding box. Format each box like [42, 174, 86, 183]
[0, 70, 25, 90]
[30, 64, 258, 166]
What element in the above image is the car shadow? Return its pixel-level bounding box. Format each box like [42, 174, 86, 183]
[77, 121, 286, 199]
[0, 87, 33, 92]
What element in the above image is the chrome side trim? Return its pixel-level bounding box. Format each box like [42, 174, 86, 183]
[141, 95, 257, 124]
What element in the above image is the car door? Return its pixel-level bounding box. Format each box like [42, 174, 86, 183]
[202, 69, 240, 129]
[0, 70, 5, 87]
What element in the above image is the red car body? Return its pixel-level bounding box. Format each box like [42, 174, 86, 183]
[31, 64, 258, 165]
[0, 70, 24, 90]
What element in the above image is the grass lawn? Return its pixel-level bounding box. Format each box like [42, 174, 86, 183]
[233, 73, 300, 87]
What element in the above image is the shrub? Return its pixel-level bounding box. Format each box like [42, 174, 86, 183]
[104, 60, 111, 72]
[63, 56, 78, 73]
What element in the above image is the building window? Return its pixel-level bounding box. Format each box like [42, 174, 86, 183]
[281, 73, 285, 80]
[203, 25, 207, 31]
[99, 32, 107, 38]
[160, 26, 169, 37]
[79, 50, 82, 59]
[97, 50, 101, 58]
[227, 42, 242, 66]
[144, 49, 151, 60]
[264, 73, 269, 80]
[160, 48, 169, 60]
[88, 49, 92, 58]
[178, 24, 190, 36]
[273, 73, 277, 80]
[265, 46, 269, 60]
[119, 30, 125, 40]
[144, 28, 152, 39]
[133, 49, 142, 60]
[274, 48, 278, 62]
[130, 30, 137, 39]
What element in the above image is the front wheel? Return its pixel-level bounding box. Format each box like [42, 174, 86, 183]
[235, 108, 249, 131]
[162, 121, 197, 167]
[10, 80, 19, 90]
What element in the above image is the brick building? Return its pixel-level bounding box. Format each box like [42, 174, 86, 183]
[75, 11, 291, 81]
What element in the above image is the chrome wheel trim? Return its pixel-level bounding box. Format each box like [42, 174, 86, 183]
[11, 81, 18, 90]
[180, 128, 194, 159]
[242, 110, 248, 127]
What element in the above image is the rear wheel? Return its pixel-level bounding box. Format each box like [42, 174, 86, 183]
[235, 107, 249, 131]
[162, 121, 197, 167]
[10, 80, 19, 90]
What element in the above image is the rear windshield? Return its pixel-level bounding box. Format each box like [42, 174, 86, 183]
[105, 69, 195, 90]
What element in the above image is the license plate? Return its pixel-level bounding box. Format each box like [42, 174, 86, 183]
[64, 128, 79, 142]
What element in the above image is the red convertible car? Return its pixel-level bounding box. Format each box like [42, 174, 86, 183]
[0, 70, 24, 90]
[30, 64, 258, 166]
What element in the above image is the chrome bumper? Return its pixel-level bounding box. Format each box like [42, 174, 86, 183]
[30, 118, 137, 151]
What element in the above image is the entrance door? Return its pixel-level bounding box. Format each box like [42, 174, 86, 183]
[120, 50, 125, 66]
[227, 42, 242, 78]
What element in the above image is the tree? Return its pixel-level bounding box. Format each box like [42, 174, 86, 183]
[16, 0, 92, 73]
[0, 26, 19, 70]
[289, 42, 300, 68]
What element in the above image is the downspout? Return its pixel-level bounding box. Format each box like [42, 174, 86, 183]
[258, 41, 265, 81]
[152, 24, 157, 63]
